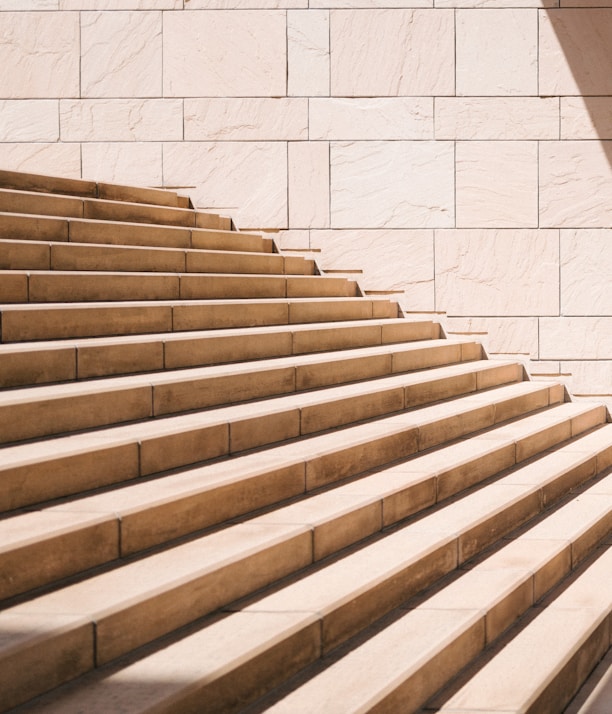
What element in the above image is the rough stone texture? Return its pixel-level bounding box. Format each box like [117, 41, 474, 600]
[288, 10, 329, 97]
[1, 0, 57, 8]
[330, 10, 455, 97]
[456, 142, 538, 228]
[561, 98, 612, 140]
[445, 317, 539, 357]
[456, 10, 538, 96]
[184, 99, 308, 141]
[310, 99, 433, 141]
[540, 141, 612, 228]
[436, 98, 558, 140]
[163, 11, 286, 97]
[540, 318, 612, 360]
[0, 12, 79, 98]
[330, 141, 454, 229]
[313, 230, 434, 310]
[560, 361, 612, 396]
[60, 100, 183, 142]
[163, 142, 287, 228]
[81, 11, 162, 98]
[0, 144, 81, 177]
[61, 1, 179, 7]
[540, 10, 612, 96]
[289, 143, 330, 229]
[0, 101, 59, 142]
[188, 0, 305, 7]
[561, 230, 612, 316]
[435, 230, 559, 317]
[81, 143, 163, 186]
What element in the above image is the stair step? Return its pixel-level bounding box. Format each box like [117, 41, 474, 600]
[248, 473, 612, 714]
[0, 239, 315, 276]
[0, 297, 399, 342]
[432, 537, 612, 714]
[2, 397, 605, 606]
[0, 318, 438, 386]
[0, 168, 188, 208]
[1, 424, 609, 712]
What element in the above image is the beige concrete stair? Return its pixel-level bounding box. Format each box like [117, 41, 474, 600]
[0, 170, 610, 714]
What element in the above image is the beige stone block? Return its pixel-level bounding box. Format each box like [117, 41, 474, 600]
[456, 9, 537, 95]
[288, 10, 329, 97]
[540, 318, 612, 360]
[438, 0, 554, 6]
[60, 99, 182, 142]
[0, 100, 59, 142]
[81, 11, 161, 98]
[445, 316, 538, 357]
[188, 0, 305, 6]
[436, 229, 559, 317]
[0, 12, 79, 98]
[163, 142, 287, 229]
[313, 229, 434, 310]
[561, 97, 612, 140]
[288, 142, 329, 229]
[436, 97, 558, 140]
[540, 10, 612, 96]
[456, 142, 538, 227]
[331, 10, 455, 97]
[164, 11, 286, 97]
[1, 0, 57, 8]
[560, 361, 612, 396]
[561, 229, 612, 315]
[540, 141, 612, 227]
[61, 1, 179, 7]
[310, 98, 433, 140]
[81, 143, 162, 186]
[185, 99, 307, 141]
[331, 141, 454, 228]
[0, 143, 81, 178]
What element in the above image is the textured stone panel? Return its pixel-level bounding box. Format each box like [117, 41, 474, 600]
[163, 142, 287, 229]
[0, 101, 59, 142]
[540, 318, 612, 360]
[330, 141, 454, 229]
[561, 230, 612, 316]
[81, 11, 162, 98]
[1, 0, 57, 8]
[60, 0, 179, 8]
[540, 10, 612, 95]
[313, 0, 429, 7]
[560, 361, 612, 395]
[435, 98, 558, 140]
[60, 100, 183, 142]
[456, 10, 538, 95]
[0, 143, 81, 177]
[164, 11, 286, 97]
[275, 230, 311, 250]
[0, 12, 79, 98]
[289, 142, 330, 229]
[435, 229, 559, 317]
[313, 229, 434, 310]
[438, 0, 554, 6]
[82, 143, 163, 185]
[310, 98, 433, 140]
[331, 10, 455, 97]
[456, 141, 538, 228]
[184, 99, 308, 141]
[445, 317, 539, 357]
[188, 0, 305, 7]
[288, 10, 329, 97]
[561, 97, 612, 140]
[540, 141, 612, 228]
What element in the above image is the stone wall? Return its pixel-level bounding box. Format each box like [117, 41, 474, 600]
[0, 0, 611, 402]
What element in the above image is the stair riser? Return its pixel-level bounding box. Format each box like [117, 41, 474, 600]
[0, 299, 397, 342]
[0, 362, 518, 447]
[0, 241, 312, 276]
[0, 273, 357, 303]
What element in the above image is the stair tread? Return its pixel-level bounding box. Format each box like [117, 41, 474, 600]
[3, 448, 610, 712]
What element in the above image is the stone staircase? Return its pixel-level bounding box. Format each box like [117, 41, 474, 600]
[0, 169, 610, 714]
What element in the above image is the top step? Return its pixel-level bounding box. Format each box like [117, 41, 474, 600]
[0, 169, 190, 210]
